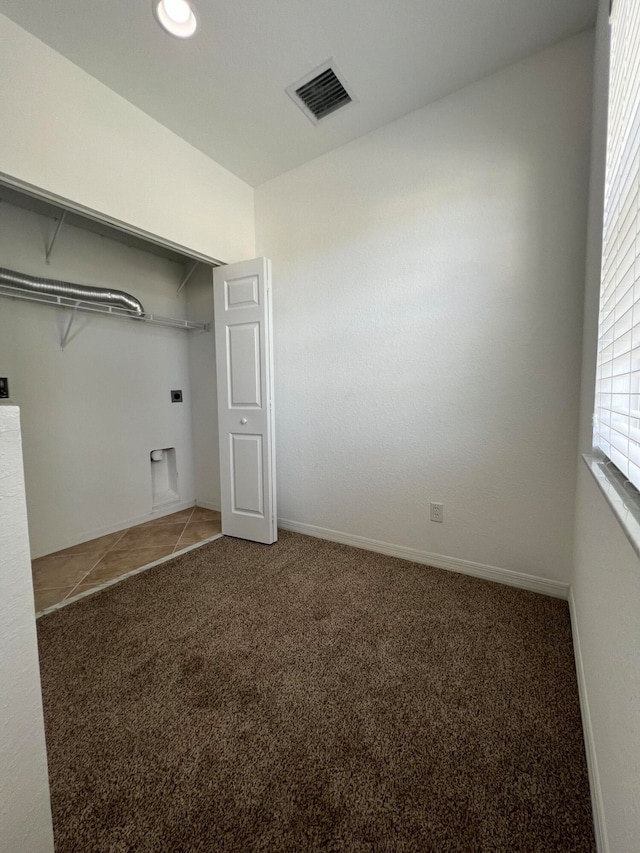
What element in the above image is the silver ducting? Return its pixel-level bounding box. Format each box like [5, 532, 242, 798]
[0, 267, 144, 315]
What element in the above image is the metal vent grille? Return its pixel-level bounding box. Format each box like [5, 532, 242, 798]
[295, 68, 351, 120]
[287, 61, 355, 124]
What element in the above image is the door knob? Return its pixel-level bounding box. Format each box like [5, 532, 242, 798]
[240, 418, 248, 424]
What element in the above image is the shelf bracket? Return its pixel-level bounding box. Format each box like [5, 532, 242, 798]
[46, 210, 67, 264]
[176, 261, 198, 295]
[60, 302, 79, 350]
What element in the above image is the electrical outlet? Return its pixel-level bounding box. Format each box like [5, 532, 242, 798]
[430, 502, 444, 523]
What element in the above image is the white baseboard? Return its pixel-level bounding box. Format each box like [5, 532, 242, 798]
[277, 518, 569, 599]
[568, 587, 609, 853]
[32, 499, 197, 559]
[195, 499, 221, 512]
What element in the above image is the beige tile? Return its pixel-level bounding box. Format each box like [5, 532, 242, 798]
[111, 523, 185, 551]
[46, 531, 125, 560]
[67, 580, 108, 600]
[136, 508, 194, 529]
[82, 546, 175, 584]
[68, 581, 99, 598]
[176, 520, 222, 548]
[34, 587, 75, 611]
[190, 506, 221, 522]
[32, 553, 100, 590]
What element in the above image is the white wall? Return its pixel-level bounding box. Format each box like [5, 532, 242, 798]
[0, 13, 255, 264]
[0, 407, 54, 853]
[0, 201, 204, 558]
[256, 32, 593, 583]
[572, 2, 640, 850]
[573, 466, 640, 852]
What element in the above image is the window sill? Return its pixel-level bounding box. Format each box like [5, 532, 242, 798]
[583, 452, 640, 560]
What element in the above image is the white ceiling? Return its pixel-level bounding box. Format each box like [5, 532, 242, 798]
[0, 0, 597, 186]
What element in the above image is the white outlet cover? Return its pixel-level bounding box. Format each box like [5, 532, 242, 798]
[430, 502, 444, 522]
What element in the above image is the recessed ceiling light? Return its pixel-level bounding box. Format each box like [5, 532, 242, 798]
[152, 0, 198, 39]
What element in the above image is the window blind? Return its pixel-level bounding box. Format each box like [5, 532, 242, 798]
[595, 0, 640, 489]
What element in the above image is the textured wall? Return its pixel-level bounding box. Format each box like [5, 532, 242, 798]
[572, 1, 640, 850]
[0, 13, 255, 264]
[256, 33, 593, 582]
[0, 407, 54, 853]
[573, 466, 640, 852]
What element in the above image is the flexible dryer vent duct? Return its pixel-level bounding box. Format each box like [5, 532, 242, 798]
[0, 267, 144, 315]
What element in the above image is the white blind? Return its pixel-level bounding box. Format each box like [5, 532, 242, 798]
[595, 0, 640, 489]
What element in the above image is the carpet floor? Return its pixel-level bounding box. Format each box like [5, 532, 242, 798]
[37, 531, 595, 852]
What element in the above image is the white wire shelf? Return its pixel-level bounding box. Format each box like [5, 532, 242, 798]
[0, 282, 209, 333]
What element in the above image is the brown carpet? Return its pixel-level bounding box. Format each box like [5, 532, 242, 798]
[37, 531, 595, 852]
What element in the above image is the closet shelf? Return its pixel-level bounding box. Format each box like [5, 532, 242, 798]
[0, 282, 209, 333]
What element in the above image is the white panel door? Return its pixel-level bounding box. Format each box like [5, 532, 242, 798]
[214, 258, 277, 544]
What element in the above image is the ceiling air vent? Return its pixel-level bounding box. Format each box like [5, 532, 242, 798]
[286, 61, 356, 125]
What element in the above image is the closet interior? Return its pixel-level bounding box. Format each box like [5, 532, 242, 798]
[0, 182, 223, 611]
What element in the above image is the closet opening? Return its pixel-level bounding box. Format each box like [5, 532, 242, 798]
[0, 179, 224, 612]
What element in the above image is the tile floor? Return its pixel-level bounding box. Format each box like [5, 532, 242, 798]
[32, 506, 221, 613]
